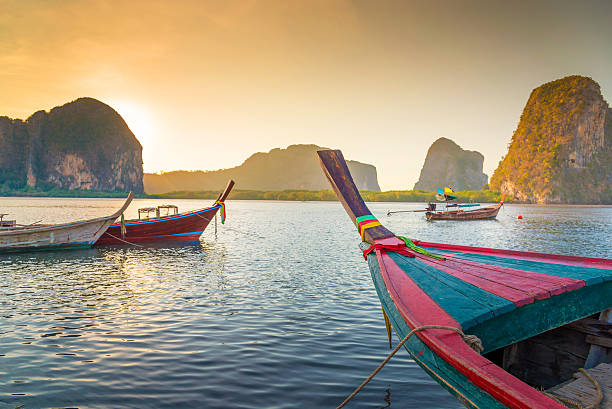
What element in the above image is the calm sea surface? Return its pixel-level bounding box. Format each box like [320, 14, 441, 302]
[1, 198, 610, 409]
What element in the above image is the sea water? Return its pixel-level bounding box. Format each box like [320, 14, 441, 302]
[0, 198, 610, 409]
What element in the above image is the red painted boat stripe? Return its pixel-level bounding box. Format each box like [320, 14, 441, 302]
[376, 246, 566, 409]
[454, 258, 585, 295]
[418, 257, 536, 306]
[417, 256, 585, 306]
[413, 240, 612, 270]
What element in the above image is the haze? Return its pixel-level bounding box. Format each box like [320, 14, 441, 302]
[2, 0, 611, 190]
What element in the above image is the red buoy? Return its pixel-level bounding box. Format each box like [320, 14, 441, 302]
[518, 215, 523, 219]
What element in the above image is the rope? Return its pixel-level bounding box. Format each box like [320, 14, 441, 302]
[102, 232, 144, 248]
[195, 212, 265, 239]
[544, 368, 604, 409]
[336, 325, 483, 409]
[578, 368, 604, 409]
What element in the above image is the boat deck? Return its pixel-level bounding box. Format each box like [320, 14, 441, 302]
[547, 363, 611, 408]
[384, 240, 612, 353]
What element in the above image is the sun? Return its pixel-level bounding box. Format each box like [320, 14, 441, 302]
[109, 100, 155, 147]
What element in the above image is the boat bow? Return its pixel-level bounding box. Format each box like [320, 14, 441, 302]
[317, 149, 608, 409]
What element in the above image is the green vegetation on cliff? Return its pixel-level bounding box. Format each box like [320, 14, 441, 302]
[149, 188, 504, 202]
[491, 76, 612, 203]
[2, 185, 504, 202]
[0, 98, 144, 193]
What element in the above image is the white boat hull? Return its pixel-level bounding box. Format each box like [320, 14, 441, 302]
[0, 193, 133, 253]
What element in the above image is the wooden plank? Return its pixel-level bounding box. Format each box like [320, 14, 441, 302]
[586, 335, 612, 348]
[443, 257, 585, 294]
[420, 257, 538, 307]
[567, 317, 612, 337]
[451, 252, 611, 285]
[413, 240, 612, 270]
[418, 256, 583, 306]
[585, 309, 612, 369]
[387, 252, 516, 328]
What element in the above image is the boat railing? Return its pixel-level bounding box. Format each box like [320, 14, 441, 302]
[138, 205, 179, 219]
[0, 214, 16, 228]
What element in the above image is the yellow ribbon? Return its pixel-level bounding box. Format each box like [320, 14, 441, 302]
[359, 221, 381, 241]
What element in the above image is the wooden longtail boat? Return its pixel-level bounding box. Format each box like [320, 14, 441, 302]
[0, 193, 133, 253]
[318, 149, 612, 409]
[95, 180, 234, 245]
[426, 201, 503, 220]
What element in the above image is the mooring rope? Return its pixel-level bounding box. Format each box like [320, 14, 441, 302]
[102, 232, 144, 248]
[194, 212, 264, 239]
[544, 368, 604, 409]
[336, 325, 483, 409]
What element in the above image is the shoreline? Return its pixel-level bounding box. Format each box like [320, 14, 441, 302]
[1, 193, 611, 206]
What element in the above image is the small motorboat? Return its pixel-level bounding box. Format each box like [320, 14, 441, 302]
[426, 201, 503, 220]
[318, 149, 611, 409]
[388, 187, 503, 221]
[95, 180, 234, 245]
[0, 193, 133, 253]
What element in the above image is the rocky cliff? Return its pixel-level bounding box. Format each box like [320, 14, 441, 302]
[490, 76, 612, 204]
[0, 98, 144, 193]
[144, 144, 380, 193]
[414, 137, 488, 191]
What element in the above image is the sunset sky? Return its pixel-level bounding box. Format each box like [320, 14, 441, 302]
[2, 0, 611, 190]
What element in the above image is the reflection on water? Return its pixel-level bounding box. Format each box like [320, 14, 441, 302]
[0, 199, 610, 408]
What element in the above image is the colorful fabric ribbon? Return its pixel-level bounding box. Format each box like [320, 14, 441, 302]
[396, 236, 446, 260]
[214, 201, 227, 224]
[120, 213, 126, 239]
[362, 242, 415, 260]
[362, 236, 446, 261]
[355, 214, 381, 241]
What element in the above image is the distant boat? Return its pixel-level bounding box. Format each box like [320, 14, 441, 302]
[387, 192, 502, 221]
[0, 193, 133, 253]
[95, 180, 234, 245]
[318, 149, 612, 409]
[426, 201, 503, 220]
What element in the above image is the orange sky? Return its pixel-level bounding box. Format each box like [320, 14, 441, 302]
[2, 0, 611, 190]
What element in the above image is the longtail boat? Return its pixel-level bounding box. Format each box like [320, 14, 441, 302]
[318, 149, 611, 409]
[426, 201, 503, 220]
[0, 193, 133, 253]
[95, 180, 234, 245]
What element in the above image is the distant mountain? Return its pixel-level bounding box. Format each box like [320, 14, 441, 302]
[414, 137, 488, 191]
[490, 76, 612, 204]
[0, 97, 143, 193]
[144, 144, 380, 193]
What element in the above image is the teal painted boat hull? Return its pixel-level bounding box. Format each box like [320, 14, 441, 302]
[364, 246, 509, 409]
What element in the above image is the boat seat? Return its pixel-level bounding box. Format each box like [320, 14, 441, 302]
[546, 363, 611, 408]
